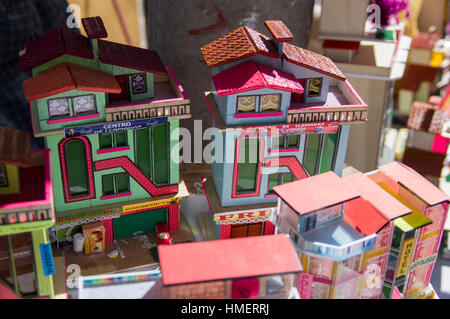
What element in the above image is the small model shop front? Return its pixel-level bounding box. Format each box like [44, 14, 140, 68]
[20, 17, 191, 252]
[0, 127, 56, 298]
[159, 234, 302, 299]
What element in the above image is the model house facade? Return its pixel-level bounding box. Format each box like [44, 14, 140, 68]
[201, 20, 368, 240]
[0, 127, 55, 298]
[20, 17, 191, 248]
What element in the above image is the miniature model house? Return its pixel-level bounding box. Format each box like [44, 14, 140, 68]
[368, 162, 449, 299]
[0, 127, 55, 298]
[158, 235, 302, 299]
[20, 17, 191, 249]
[201, 20, 367, 240]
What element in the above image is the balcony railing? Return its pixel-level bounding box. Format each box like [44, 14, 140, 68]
[0, 205, 53, 225]
[287, 106, 368, 125]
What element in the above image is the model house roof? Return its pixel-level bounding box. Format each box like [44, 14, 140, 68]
[0, 126, 31, 168]
[22, 63, 121, 102]
[400, 64, 439, 91]
[98, 40, 167, 75]
[411, 32, 440, 50]
[379, 161, 450, 206]
[159, 235, 301, 286]
[273, 171, 360, 215]
[82, 16, 108, 39]
[212, 60, 304, 96]
[343, 197, 389, 235]
[201, 21, 346, 81]
[20, 27, 94, 72]
[343, 172, 411, 220]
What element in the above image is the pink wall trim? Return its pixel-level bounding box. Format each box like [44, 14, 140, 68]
[232, 137, 264, 198]
[220, 224, 231, 239]
[264, 194, 278, 199]
[97, 146, 130, 154]
[268, 148, 300, 154]
[100, 192, 131, 200]
[204, 93, 218, 128]
[264, 221, 275, 235]
[59, 136, 95, 202]
[103, 219, 114, 244]
[167, 67, 188, 99]
[47, 113, 100, 124]
[234, 112, 283, 119]
[344, 79, 366, 106]
[201, 178, 215, 217]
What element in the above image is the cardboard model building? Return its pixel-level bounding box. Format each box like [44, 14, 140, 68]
[0, 126, 56, 298]
[201, 20, 367, 241]
[20, 17, 191, 250]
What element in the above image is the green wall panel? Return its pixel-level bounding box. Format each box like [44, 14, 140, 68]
[113, 208, 167, 239]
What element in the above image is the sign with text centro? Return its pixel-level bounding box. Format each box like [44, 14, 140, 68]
[64, 117, 168, 137]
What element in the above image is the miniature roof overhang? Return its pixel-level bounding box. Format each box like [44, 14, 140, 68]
[0, 127, 31, 168]
[19, 27, 94, 72]
[379, 161, 450, 206]
[343, 197, 389, 235]
[264, 20, 293, 42]
[22, 63, 121, 102]
[343, 172, 412, 221]
[212, 60, 304, 96]
[98, 40, 168, 75]
[82, 16, 108, 39]
[272, 171, 360, 216]
[158, 234, 301, 286]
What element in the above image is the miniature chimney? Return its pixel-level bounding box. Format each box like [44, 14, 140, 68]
[264, 20, 293, 57]
[81, 17, 108, 57]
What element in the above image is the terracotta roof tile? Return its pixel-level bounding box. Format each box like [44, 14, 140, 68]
[201, 27, 257, 68]
[0, 127, 31, 168]
[264, 20, 293, 42]
[19, 27, 94, 72]
[212, 60, 304, 96]
[98, 40, 167, 75]
[244, 26, 279, 57]
[283, 43, 346, 81]
[411, 32, 441, 50]
[400, 64, 439, 91]
[22, 63, 121, 102]
[82, 16, 108, 39]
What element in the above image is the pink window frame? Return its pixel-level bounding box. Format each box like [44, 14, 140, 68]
[232, 136, 264, 198]
[59, 136, 95, 203]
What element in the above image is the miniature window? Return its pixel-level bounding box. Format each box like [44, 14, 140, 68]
[303, 134, 321, 176]
[265, 275, 285, 295]
[237, 138, 259, 193]
[72, 95, 96, 115]
[272, 135, 300, 150]
[102, 173, 129, 196]
[260, 94, 280, 112]
[48, 98, 70, 117]
[319, 129, 339, 173]
[65, 139, 89, 197]
[0, 164, 8, 187]
[268, 173, 295, 194]
[135, 128, 152, 177]
[237, 96, 257, 113]
[308, 78, 323, 97]
[99, 131, 128, 149]
[131, 73, 147, 94]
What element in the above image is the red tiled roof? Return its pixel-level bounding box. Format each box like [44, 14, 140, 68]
[343, 197, 389, 235]
[273, 171, 360, 215]
[244, 27, 279, 57]
[264, 20, 293, 42]
[379, 161, 450, 206]
[283, 43, 346, 81]
[0, 127, 31, 168]
[22, 63, 121, 102]
[159, 235, 301, 285]
[19, 27, 94, 72]
[411, 32, 440, 50]
[82, 16, 108, 39]
[98, 40, 167, 75]
[212, 60, 304, 96]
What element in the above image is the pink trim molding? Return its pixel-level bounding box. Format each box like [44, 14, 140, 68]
[97, 146, 130, 154]
[264, 194, 278, 199]
[100, 192, 131, 200]
[234, 112, 283, 119]
[268, 148, 300, 154]
[47, 113, 100, 124]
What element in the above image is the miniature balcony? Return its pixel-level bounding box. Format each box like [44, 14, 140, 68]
[287, 81, 368, 125]
[0, 150, 54, 227]
[272, 213, 376, 261]
[105, 67, 191, 122]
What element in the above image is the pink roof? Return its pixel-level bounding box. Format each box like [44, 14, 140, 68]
[212, 60, 304, 97]
[379, 162, 450, 206]
[272, 171, 360, 215]
[158, 235, 301, 285]
[343, 197, 389, 235]
[343, 172, 411, 220]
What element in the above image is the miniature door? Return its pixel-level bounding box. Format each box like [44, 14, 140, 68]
[231, 277, 259, 299]
[109, 75, 130, 103]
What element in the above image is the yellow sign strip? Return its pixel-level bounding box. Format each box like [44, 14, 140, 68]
[397, 237, 415, 278]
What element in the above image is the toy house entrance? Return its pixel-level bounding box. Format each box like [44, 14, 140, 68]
[113, 208, 167, 239]
[230, 222, 264, 238]
[109, 75, 130, 103]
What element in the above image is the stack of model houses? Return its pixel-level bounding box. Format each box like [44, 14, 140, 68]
[0, 17, 447, 300]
